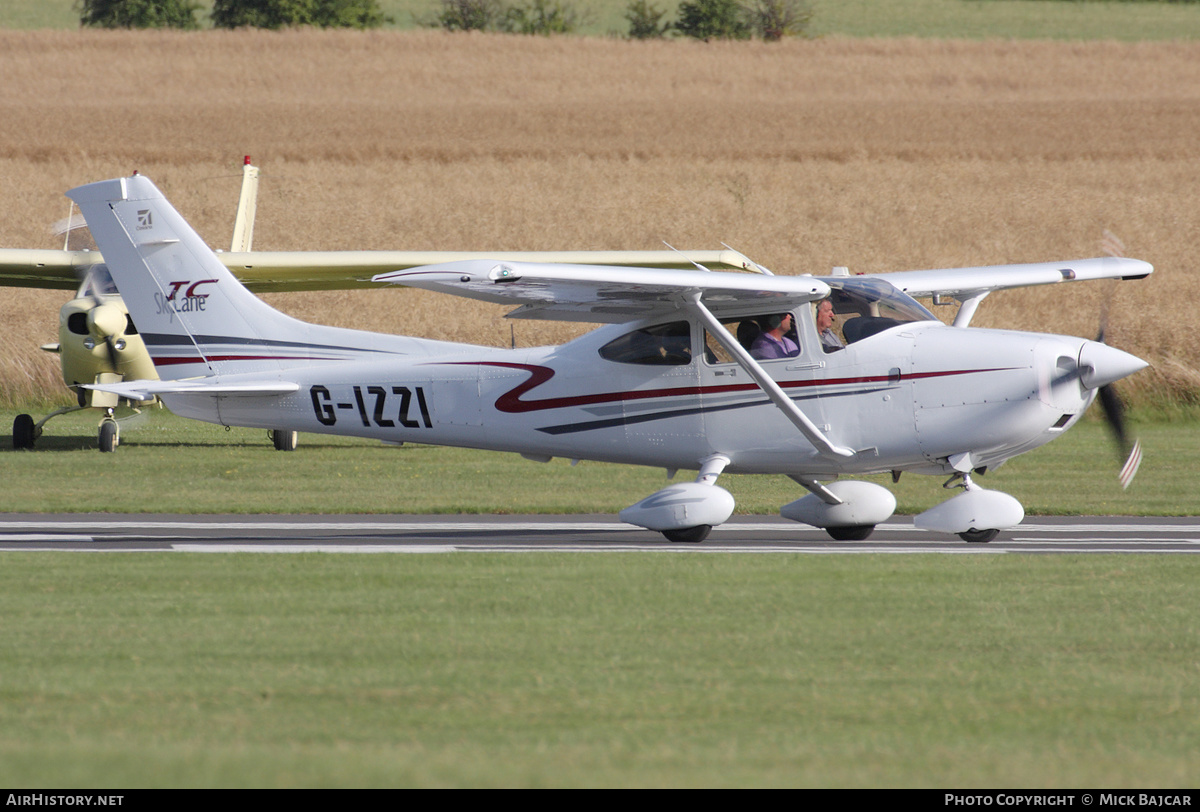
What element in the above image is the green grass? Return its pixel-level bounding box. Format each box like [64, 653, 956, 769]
[1, 407, 1193, 516]
[7, 0, 1200, 39]
[0, 553, 1197, 787]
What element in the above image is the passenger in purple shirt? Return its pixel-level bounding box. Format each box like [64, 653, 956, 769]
[750, 313, 800, 359]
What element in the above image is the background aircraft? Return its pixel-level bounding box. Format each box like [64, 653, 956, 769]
[1, 159, 754, 451]
[72, 173, 1150, 542]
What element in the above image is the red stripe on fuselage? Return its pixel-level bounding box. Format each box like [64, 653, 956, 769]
[444, 361, 1017, 414]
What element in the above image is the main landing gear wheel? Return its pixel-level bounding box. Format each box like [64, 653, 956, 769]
[98, 420, 118, 453]
[270, 430, 298, 451]
[662, 525, 712, 543]
[826, 524, 876, 541]
[13, 414, 37, 450]
[958, 528, 999, 543]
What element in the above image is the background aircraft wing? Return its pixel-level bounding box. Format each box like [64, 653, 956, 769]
[0, 249, 89, 290]
[0, 248, 755, 293]
[872, 256, 1152, 299]
[375, 260, 831, 323]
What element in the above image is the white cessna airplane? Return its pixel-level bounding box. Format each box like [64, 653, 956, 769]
[72, 173, 1151, 543]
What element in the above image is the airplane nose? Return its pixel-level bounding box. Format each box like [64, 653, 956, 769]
[1078, 341, 1147, 390]
[88, 303, 126, 340]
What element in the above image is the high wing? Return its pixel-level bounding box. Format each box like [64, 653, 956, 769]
[883, 255, 1152, 296]
[873, 256, 1152, 299]
[374, 259, 831, 323]
[864, 256, 1153, 327]
[0, 247, 756, 293]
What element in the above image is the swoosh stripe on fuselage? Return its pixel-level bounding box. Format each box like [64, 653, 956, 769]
[452, 361, 1018, 415]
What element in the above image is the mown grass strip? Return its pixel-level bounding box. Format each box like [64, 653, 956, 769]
[0, 553, 1196, 787]
[2, 408, 1195, 516]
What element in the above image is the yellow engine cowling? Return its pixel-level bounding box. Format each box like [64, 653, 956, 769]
[54, 295, 159, 406]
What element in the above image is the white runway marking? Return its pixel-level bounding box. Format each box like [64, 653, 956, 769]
[4, 516, 1200, 553]
[0, 534, 95, 543]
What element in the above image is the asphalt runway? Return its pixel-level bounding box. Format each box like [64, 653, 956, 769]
[2, 514, 1200, 553]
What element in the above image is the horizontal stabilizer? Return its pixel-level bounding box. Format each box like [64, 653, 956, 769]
[84, 378, 300, 402]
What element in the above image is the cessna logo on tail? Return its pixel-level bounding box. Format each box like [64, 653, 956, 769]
[154, 279, 217, 321]
[136, 209, 153, 230]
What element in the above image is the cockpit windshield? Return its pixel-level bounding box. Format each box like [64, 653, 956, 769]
[78, 265, 118, 299]
[821, 277, 936, 345]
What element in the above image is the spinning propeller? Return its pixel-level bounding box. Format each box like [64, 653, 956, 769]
[85, 299, 128, 372]
[1096, 230, 1142, 489]
[55, 203, 132, 374]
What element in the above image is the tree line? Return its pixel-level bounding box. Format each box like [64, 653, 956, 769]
[79, 0, 814, 40]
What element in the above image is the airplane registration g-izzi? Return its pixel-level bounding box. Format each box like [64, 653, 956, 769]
[71, 173, 1151, 543]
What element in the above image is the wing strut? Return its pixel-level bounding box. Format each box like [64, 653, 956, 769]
[952, 292, 989, 328]
[683, 293, 855, 461]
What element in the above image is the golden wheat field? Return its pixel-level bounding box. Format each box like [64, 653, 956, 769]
[2, 29, 1199, 405]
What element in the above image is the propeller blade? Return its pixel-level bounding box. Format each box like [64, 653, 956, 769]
[1119, 438, 1143, 491]
[86, 302, 127, 373]
[1098, 383, 1140, 489]
[1093, 231, 1140, 489]
[103, 336, 120, 371]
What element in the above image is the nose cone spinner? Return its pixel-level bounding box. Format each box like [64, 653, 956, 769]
[1078, 341, 1147, 390]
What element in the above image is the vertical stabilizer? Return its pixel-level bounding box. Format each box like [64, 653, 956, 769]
[68, 175, 320, 380]
[230, 156, 259, 253]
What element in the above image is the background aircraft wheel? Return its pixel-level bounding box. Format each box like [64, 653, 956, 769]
[662, 525, 712, 543]
[826, 525, 875, 541]
[958, 528, 999, 543]
[271, 429, 298, 451]
[13, 414, 36, 449]
[98, 420, 118, 453]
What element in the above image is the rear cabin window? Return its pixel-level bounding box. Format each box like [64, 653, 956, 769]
[599, 321, 692, 366]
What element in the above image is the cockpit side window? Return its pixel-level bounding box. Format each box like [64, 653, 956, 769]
[599, 321, 693, 366]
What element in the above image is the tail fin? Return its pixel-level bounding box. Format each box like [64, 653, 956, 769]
[69, 174, 340, 380]
[230, 156, 259, 252]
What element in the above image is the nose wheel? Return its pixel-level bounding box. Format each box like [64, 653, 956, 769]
[914, 473, 1023, 543]
[12, 413, 39, 449]
[98, 417, 119, 452]
[957, 527, 999, 543]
